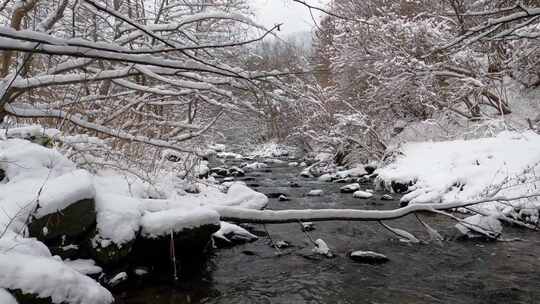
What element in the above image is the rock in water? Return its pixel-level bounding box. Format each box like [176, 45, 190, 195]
[353, 190, 373, 199]
[289, 181, 301, 188]
[278, 195, 290, 201]
[318, 174, 333, 182]
[340, 183, 360, 193]
[381, 194, 394, 201]
[301, 222, 315, 231]
[312, 239, 333, 258]
[273, 240, 292, 249]
[455, 214, 502, 240]
[349, 250, 389, 264]
[307, 189, 324, 196]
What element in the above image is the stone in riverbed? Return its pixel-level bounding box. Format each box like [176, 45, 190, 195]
[340, 183, 360, 193]
[349, 250, 389, 264]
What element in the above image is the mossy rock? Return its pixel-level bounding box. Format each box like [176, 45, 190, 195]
[131, 223, 220, 276]
[28, 199, 96, 243]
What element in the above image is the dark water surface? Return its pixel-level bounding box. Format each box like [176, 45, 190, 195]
[116, 159, 540, 304]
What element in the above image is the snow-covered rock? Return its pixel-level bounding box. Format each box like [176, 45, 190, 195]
[340, 183, 360, 193]
[455, 214, 503, 239]
[312, 239, 333, 258]
[213, 221, 258, 245]
[336, 166, 368, 178]
[307, 189, 324, 196]
[318, 173, 333, 182]
[381, 194, 394, 201]
[353, 190, 373, 199]
[278, 194, 290, 201]
[108, 272, 128, 287]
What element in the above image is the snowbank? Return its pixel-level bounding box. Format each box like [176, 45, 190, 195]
[377, 131, 540, 216]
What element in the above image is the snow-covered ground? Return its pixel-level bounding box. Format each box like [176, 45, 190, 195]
[377, 131, 540, 222]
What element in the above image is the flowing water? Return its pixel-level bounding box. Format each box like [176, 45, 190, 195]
[116, 158, 540, 304]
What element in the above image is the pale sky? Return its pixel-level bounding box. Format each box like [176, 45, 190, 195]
[252, 0, 329, 36]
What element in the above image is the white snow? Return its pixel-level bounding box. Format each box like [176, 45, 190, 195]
[0, 289, 18, 304]
[353, 190, 373, 199]
[64, 259, 103, 275]
[377, 131, 540, 216]
[0, 252, 113, 304]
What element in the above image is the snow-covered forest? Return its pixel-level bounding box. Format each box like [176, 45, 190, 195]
[0, 0, 539, 303]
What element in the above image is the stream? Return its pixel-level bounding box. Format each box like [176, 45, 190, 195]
[116, 157, 540, 304]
